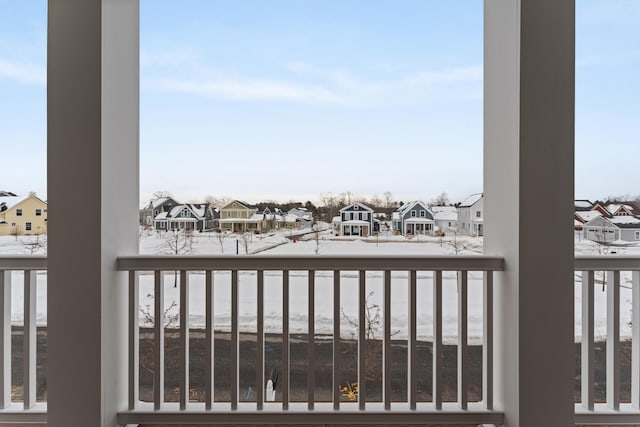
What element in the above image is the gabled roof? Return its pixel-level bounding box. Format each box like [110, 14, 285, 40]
[0, 193, 46, 212]
[584, 215, 640, 230]
[575, 211, 602, 223]
[459, 193, 483, 208]
[339, 202, 373, 213]
[221, 200, 257, 210]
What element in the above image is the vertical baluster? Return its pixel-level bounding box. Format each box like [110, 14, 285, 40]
[282, 270, 290, 410]
[231, 270, 238, 410]
[383, 270, 392, 410]
[582, 270, 595, 410]
[458, 271, 468, 410]
[358, 270, 366, 410]
[433, 270, 443, 410]
[205, 271, 214, 410]
[308, 270, 315, 409]
[333, 270, 341, 410]
[607, 270, 620, 410]
[154, 270, 164, 410]
[256, 270, 264, 410]
[483, 271, 494, 410]
[633, 271, 640, 409]
[24, 270, 36, 409]
[408, 270, 417, 410]
[128, 270, 139, 410]
[0, 271, 10, 409]
[179, 270, 189, 410]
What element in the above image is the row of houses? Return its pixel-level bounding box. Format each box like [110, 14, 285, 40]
[0, 192, 48, 236]
[140, 193, 487, 237]
[331, 193, 484, 237]
[140, 198, 313, 233]
[575, 199, 640, 244]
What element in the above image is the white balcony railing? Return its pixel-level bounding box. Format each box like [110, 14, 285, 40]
[2, 255, 640, 425]
[0, 256, 47, 424]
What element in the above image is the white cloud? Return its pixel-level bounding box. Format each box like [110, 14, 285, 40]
[144, 61, 482, 107]
[0, 57, 46, 85]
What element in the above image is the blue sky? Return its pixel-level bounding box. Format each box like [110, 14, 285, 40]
[0, 1, 638, 205]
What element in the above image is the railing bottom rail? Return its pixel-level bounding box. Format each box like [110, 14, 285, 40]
[0, 402, 47, 423]
[119, 402, 503, 425]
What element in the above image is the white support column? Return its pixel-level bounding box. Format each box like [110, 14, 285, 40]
[48, 1, 139, 426]
[485, 1, 575, 426]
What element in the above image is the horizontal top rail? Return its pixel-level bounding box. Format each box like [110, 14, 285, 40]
[0, 256, 47, 270]
[575, 256, 640, 271]
[117, 255, 505, 272]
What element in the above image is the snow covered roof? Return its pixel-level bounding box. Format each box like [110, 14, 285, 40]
[431, 205, 457, 214]
[404, 217, 435, 224]
[575, 211, 601, 223]
[574, 200, 593, 211]
[0, 196, 20, 210]
[459, 193, 483, 208]
[434, 211, 458, 221]
[154, 212, 168, 220]
[331, 216, 341, 223]
[342, 220, 370, 226]
[0, 191, 17, 197]
[610, 216, 640, 227]
[398, 201, 428, 214]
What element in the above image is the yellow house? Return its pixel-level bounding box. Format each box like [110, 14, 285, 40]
[219, 200, 264, 233]
[0, 192, 48, 236]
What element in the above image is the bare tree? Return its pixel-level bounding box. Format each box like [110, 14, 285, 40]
[383, 191, 394, 209]
[431, 192, 450, 206]
[215, 231, 225, 254]
[11, 224, 23, 241]
[22, 234, 47, 255]
[238, 232, 250, 255]
[139, 295, 179, 377]
[164, 229, 195, 286]
[448, 229, 467, 255]
[204, 196, 232, 209]
[152, 190, 173, 200]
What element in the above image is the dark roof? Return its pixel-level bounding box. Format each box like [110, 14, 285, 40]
[0, 191, 17, 197]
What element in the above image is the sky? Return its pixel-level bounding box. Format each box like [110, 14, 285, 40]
[0, 1, 638, 205]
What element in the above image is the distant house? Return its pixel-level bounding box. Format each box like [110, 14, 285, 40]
[432, 206, 458, 232]
[0, 192, 48, 236]
[140, 197, 179, 227]
[336, 203, 377, 237]
[392, 201, 435, 235]
[583, 215, 640, 244]
[283, 207, 312, 229]
[574, 210, 602, 231]
[605, 202, 640, 217]
[219, 200, 267, 233]
[457, 193, 483, 236]
[153, 203, 216, 232]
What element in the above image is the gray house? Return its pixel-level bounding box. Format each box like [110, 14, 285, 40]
[583, 215, 640, 244]
[392, 201, 435, 235]
[154, 203, 217, 232]
[140, 197, 179, 226]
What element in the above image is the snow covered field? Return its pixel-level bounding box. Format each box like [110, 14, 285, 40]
[1, 230, 639, 343]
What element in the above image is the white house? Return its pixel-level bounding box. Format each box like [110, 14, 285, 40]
[583, 215, 640, 244]
[432, 206, 458, 232]
[457, 193, 483, 236]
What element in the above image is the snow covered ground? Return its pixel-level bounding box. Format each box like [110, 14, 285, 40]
[1, 229, 639, 343]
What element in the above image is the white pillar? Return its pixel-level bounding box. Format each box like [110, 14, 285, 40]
[47, 1, 139, 426]
[484, 1, 575, 426]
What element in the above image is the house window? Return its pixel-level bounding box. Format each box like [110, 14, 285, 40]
[476, 211, 481, 218]
[636, 231, 640, 240]
[362, 213, 367, 220]
[36, 209, 42, 216]
[11, 222, 16, 227]
[16, 209, 22, 216]
[26, 222, 32, 231]
[420, 211, 426, 217]
[411, 210, 416, 217]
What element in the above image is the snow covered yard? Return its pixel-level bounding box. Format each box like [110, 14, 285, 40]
[1, 231, 639, 343]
